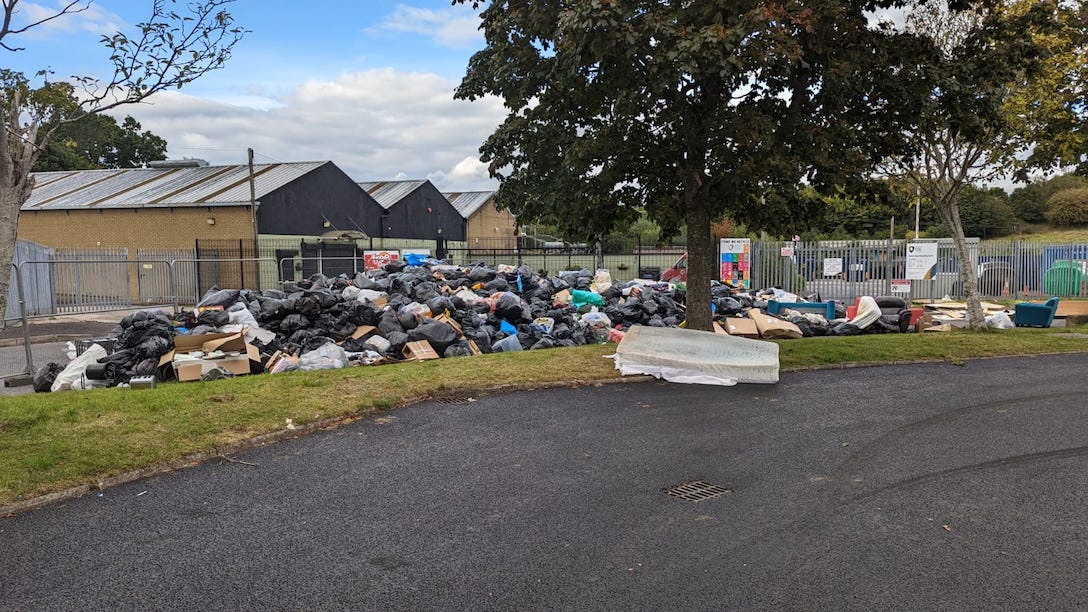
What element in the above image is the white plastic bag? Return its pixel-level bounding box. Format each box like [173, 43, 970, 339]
[356, 289, 388, 304]
[341, 285, 362, 301]
[51, 344, 108, 392]
[986, 312, 1014, 329]
[592, 268, 613, 293]
[298, 342, 349, 371]
[227, 302, 258, 328]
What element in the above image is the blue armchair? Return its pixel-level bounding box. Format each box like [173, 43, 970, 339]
[1014, 297, 1060, 328]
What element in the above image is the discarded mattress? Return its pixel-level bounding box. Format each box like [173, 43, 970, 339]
[611, 325, 779, 386]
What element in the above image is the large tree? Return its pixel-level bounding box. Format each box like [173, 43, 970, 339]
[879, 0, 1079, 329]
[34, 112, 167, 171]
[454, 0, 947, 330]
[1, 0, 245, 301]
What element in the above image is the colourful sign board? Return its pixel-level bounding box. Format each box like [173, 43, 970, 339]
[719, 238, 751, 289]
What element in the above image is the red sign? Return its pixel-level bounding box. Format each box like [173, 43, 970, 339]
[363, 250, 400, 271]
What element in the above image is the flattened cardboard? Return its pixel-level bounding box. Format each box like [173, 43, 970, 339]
[402, 340, 440, 361]
[748, 309, 803, 340]
[351, 325, 378, 340]
[712, 321, 729, 335]
[723, 317, 760, 338]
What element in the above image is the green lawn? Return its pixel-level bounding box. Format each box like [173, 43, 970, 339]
[3, 326, 1087, 508]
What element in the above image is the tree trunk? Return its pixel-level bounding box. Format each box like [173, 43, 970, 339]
[0, 97, 37, 320]
[684, 180, 714, 332]
[934, 195, 986, 329]
[0, 184, 24, 312]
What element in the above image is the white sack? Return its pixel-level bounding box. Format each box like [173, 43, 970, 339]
[51, 344, 108, 392]
[986, 312, 1015, 329]
[849, 296, 882, 330]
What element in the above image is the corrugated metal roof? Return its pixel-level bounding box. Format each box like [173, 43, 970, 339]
[24, 161, 329, 210]
[443, 191, 496, 219]
[357, 180, 427, 209]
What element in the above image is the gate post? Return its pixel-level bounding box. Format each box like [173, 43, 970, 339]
[16, 263, 33, 375]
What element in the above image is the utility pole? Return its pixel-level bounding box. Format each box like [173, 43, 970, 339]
[914, 186, 921, 240]
[248, 148, 258, 253]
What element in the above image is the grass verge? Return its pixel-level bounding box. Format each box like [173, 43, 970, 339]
[3, 325, 1088, 507]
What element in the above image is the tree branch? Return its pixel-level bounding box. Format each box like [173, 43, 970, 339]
[0, 0, 90, 52]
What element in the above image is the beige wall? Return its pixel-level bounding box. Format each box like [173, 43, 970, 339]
[17, 207, 254, 250]
[465, 198, 517, 249]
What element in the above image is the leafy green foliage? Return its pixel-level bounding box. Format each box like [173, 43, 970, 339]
[454, 0, 939, 329]
[1045, 187, 1088, 226]
[926, 186, 1018, 238]
[34, 115, 167, 171]
[1009, 174, 1088, 223]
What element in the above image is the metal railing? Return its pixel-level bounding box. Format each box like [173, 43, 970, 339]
[6, 238, 1088, 385]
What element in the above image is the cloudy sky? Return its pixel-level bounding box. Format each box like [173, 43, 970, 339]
[6, 0, 503, 191]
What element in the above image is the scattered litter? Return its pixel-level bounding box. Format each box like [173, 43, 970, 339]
[51, 257, 992, 390]
[136, 491, 147, 497]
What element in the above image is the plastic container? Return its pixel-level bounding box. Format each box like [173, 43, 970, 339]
[493, 334, 523, 352]
[1043, 260, 1083, 296]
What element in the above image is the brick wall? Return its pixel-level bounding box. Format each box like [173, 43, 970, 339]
[17, 207, 254, 250]
[465, 198, 517, 249]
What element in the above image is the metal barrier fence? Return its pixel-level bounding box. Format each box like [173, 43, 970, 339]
[6, 238, 1088, 385]
[752, 239, 1088, 302]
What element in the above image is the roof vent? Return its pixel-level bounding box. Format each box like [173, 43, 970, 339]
[147, 158, 210, 168]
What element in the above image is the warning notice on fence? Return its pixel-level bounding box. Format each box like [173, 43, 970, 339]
[891, 279, 911, 293]
[823, 258, 843, 276]
[906, 242, 938, 280]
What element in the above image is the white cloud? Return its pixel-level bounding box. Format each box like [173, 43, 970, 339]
[16, 2, 124, 38]
[428, 157, 493, 191]
[115, 68, 505, 192]
[372, 4, 482, 49]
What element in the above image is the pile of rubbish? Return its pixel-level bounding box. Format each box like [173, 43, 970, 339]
[33, 259, 914, 392]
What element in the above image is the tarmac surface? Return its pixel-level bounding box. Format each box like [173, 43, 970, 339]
[3, 353, 1088, 610]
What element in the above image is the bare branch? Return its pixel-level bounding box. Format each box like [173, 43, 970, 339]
[0, 1, 91, 52]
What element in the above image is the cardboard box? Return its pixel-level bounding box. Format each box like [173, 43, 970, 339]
[433, 313, 463, 336]
[402, 340, 440, 361]
[723, 317, 760, 338]
[159, 332, 261, 382]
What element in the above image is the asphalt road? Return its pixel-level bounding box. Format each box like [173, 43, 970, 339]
[4, 354, 1088, 611]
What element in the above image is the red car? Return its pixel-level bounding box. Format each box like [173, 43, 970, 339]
[660, 253, 687, 283]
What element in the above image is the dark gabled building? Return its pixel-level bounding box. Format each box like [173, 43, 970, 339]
[357, 180, 466, 242]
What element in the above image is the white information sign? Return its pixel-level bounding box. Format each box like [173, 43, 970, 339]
[906, 242, 939, 280]
[823, 258, 843, 276]
[891, 279, 911, 294]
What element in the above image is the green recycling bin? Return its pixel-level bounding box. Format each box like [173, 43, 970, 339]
[1042, 260, 1083, 296]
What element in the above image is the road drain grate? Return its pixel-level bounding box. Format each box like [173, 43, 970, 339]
[434, 397, 476, 405]
[663, 480, 732, 501]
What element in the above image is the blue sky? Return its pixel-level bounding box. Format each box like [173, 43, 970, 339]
[6, 0, 502, 190]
